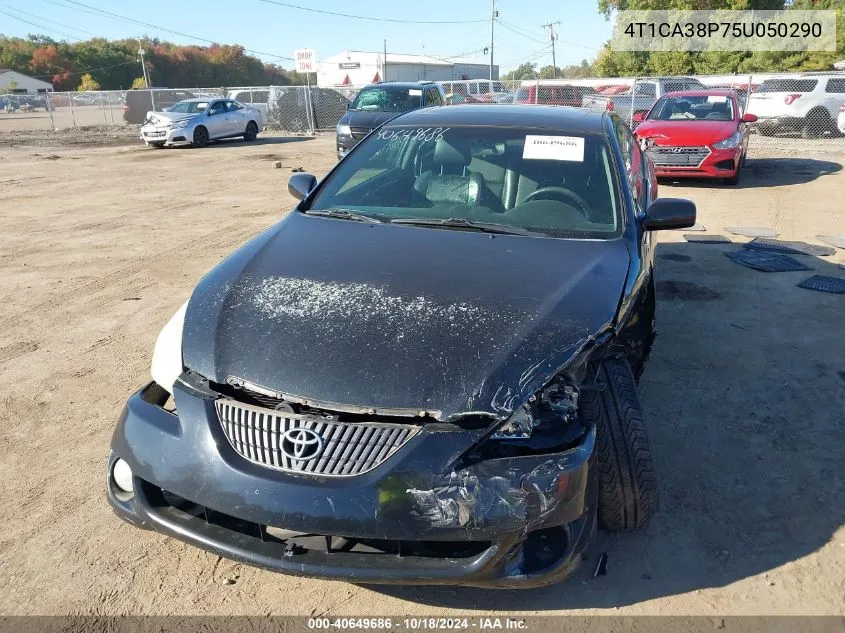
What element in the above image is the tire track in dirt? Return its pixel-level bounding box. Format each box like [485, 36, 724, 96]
[0, 341, 39, 366]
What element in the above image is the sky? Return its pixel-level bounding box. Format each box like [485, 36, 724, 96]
[0, 0, 614, 72]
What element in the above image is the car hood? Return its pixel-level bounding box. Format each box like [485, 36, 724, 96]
[182, 213, 630, 421]
[144, 111, 198, 125]
[340, 110, 402, 129]
[635, 119, 738, 146]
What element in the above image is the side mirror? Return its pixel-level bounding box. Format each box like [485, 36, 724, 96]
[643, 197, 696, 231]
[632, 111, 645, 122]
[741, 113, 758, 123]
[288, 173, 318, 201]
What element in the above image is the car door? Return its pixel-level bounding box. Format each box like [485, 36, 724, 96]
[225, 100, 247, 135]
[204, 100, 229, 138]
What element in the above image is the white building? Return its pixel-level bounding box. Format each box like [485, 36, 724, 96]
[0, 69, 53, 93]
[317, 51, 497, 87]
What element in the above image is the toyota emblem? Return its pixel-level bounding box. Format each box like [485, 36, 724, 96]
[280, 427, 324, 461]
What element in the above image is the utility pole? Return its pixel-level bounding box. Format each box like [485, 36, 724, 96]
[138, 42, 154, 111]
[489, 0, 498, 80]
[541, 21, 560, 78]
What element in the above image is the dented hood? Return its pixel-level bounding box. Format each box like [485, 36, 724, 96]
[182, 213, 630, 420]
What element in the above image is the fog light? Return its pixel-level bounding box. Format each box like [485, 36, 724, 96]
[112, 458, 134, 494]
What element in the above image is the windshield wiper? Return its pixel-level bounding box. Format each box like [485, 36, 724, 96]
[390, 217, 545, 236]
[304, 209, 384, 223]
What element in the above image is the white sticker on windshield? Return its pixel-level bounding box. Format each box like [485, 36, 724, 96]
[707, 95, 728, 103]
[408, 89, 422, 96]
[523, 135, 585, 162]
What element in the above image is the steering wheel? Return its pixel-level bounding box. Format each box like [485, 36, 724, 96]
[524, 186, 591, 217]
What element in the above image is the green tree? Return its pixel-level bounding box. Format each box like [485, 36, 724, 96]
[502, 62, 539, 80]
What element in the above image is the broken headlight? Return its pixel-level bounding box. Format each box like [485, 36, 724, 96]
[492, 380, 580, 441]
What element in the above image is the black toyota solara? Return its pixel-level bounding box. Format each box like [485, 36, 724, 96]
[107, 105, 696, 588]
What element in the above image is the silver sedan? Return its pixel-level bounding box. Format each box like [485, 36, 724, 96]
[139, 98, 264, 148]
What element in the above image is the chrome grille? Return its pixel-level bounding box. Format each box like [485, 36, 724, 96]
[648, 146, 710, 167]
[214, 399, 418, 476]
[350, 126, 371, 140]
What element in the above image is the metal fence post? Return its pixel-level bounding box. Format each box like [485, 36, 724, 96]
[745, 74, 752, 115]
[45, 91, 55, 130]
[100, 92, 108, 124]
[68, 92, 77, 128]
[630, 77, 637, 127]
[535, 77, 539, 104]
[109, 91, 116, 125]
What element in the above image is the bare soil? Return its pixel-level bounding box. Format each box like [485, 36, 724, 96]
[0, 132, 843, 616]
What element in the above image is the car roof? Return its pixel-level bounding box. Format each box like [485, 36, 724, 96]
[661, 89, 736, 98]
[362, 82, 438, 89]
[179, 97, 219, 102]
[388, 104, 607, 133]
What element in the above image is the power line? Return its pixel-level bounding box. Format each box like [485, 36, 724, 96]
[0, 7, 84, 41]
[28, 59, 138, 79]
[52, 0, 294, 60]
[258, 0, 486, 24]
[496, 19, 548, 46]
[0, 4, 99, 37]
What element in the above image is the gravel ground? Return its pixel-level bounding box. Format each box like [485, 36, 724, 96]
[0, 132, 843, 617]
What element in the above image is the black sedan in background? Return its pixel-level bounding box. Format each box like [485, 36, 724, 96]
[107, 105, 695, 587]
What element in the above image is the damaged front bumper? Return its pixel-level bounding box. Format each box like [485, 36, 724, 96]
[107, 379, 596, 588]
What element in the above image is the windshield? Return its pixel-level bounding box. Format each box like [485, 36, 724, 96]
[308, 126, 621, 239]
[756, 79, 817, 93]
[167, 101, 208, 113]
[350, 86, 423, 112]
[647, 95, 735, 121]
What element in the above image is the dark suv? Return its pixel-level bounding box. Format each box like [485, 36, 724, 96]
[123, 89, 197, 124]
[335, 81, 446, 159]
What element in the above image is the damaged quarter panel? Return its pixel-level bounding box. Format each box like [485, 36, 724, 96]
[181, 213, 630, 421]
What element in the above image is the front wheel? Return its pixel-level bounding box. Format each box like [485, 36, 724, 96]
[192, 126, 209, 147]
[149, 142, 165, 149]
[581, 357, 659, 532]
[244, 121, 259, 141]
[724, 168, 740, 186]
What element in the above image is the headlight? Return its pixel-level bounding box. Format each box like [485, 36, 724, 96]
[168, 120, 190, 129]
[336, 123, 351, 136]
[492, 381, 579, 440]
[150, 300, 188, 394]
[713, 131, 742, 149]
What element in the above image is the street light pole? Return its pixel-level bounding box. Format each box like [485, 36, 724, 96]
[541, 21, 560, 78]
[138, 44, 155, 111]
[489, 0, 497, 80]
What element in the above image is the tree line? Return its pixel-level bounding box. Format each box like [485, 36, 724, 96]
[0, 35, 306, 91]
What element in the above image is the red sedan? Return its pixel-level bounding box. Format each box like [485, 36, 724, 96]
[633, 90, 757, 185]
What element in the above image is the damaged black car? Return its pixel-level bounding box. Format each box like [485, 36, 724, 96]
[107, 105, 696, 588]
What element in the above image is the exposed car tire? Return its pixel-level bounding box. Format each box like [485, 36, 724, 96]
[801, 110, 830, 139]
[724, 168, 740, 186]
[244, 121, 258, 141]
[757, 127, 775, 137]
[193, 126, 209, 147]
[150, 142, 165, 149]
[581, 357, 659, 532]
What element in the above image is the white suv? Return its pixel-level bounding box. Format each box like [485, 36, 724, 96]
[746, 74, 845, 138]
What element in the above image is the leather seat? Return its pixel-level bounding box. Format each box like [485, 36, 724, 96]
[415, 138, 486, 206]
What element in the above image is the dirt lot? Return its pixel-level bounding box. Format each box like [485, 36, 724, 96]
[0, 131, 843, 617]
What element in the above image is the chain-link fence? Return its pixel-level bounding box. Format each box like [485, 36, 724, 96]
[2, 72, 843, 142]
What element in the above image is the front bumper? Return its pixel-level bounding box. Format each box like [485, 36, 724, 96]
[652, 145, 742, 179]
[107, 380, 596, 587]
[336, 134, 358, 159]
[140, 125, 193, 146]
